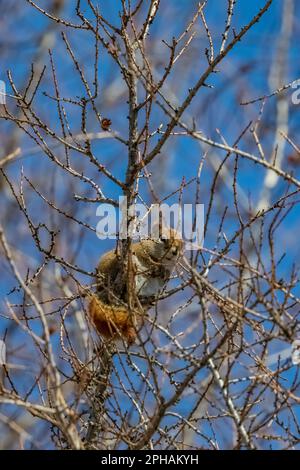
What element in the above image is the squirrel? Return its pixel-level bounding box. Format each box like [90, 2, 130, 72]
[88, 227, 184, 345]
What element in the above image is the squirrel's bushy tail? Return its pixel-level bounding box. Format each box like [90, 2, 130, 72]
[88, 295, 137, 344]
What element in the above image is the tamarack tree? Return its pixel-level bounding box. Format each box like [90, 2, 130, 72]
[1, 0, 300, 450]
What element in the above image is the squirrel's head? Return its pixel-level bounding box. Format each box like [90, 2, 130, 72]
[146, 226, 184, 265]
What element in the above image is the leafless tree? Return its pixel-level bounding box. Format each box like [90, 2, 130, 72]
[1, 0, 300, 450]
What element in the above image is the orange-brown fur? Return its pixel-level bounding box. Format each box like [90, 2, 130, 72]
[88, 295, 138, 344]
[88, 227, 183, 344]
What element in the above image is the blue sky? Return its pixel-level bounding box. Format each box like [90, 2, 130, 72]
[1, 0, 300, 449]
